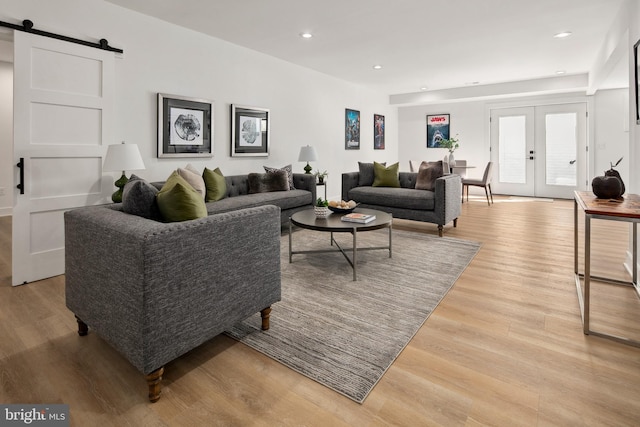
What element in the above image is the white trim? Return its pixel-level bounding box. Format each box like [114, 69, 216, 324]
[0, 207, 11, 217]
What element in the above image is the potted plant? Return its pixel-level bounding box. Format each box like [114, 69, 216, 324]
[439, 135, 460, 166]
[314, 169, 328, 184]
[314, 197, 330, 218]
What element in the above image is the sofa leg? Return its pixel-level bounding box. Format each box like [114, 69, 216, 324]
[261, 306, 272, 330]
[75, 316, 88, 336]
[453, 218, 458, 228]
[438, 225, 443, 237]
[146, 366, 164, 403]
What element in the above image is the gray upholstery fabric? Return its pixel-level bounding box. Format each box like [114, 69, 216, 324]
[264, 164, 295, 190]
[342, 171, 461, 233]
[358, 162, 384, 186]
[153, 173, 316, 226]
[64, 204, 282, 375]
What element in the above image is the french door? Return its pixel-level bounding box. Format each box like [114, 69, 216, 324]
[12, 32, 115, 286]
[490, 103, 587, 199]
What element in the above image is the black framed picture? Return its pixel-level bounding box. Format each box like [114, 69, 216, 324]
[426, 114, 450, 148]
[231, 104, 270, 157]
[157, 93, 213, 158]
[634, 39, 640, 125]
[374, 114, 385, 149]
[345, 108, 360, 149]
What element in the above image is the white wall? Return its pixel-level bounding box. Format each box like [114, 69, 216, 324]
[0, 60, 11, 216]
[0, 0, 397, 204]
[593, 88, 629, 184]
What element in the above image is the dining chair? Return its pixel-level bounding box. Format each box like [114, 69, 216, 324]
[451, 159, 467, 179]
[462, 161, 494, 206]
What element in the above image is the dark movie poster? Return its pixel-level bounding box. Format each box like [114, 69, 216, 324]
[345, 108, 360, 149]
[426, 114, 450, 148]
[374, 114, 385, 149]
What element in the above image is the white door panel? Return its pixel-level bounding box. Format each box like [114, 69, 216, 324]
[12, 32, 114, 286]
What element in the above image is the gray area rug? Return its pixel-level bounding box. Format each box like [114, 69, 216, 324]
[225, 228, 481, 403]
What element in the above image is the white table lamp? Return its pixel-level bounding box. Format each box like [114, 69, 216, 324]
[298, 145, 318, 174]
[103, 142, 146, 202]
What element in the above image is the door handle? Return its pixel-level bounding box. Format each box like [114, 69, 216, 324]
[569, 160, 576, 164]
[529, 156, 534, 160]
[16, 157, 24, 195]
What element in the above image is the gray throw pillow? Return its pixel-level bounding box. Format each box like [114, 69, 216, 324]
[358, 161, 385, 186]
[248, 171, 290, 193]
[122, 174, 161, 220]
[415, 161, 444, 191]
[263, 164, 295, 189]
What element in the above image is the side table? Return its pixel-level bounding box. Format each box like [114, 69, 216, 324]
[574, 191, 640, 347]
[317, 180, 327, 200]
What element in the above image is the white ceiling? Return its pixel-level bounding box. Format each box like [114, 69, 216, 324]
[107, 0, 627, 97]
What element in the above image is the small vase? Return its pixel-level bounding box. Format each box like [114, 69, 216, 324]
[448, 153, 456, 167]
[318, 177, 324, 185]
[314, 206, 330, 218]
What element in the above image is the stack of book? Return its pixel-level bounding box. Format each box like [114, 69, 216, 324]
[340, 213, 376, 224]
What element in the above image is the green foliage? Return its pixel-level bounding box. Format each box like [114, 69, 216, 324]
[314, 169, 328, 178]
[316, 197, 328, 207]
[439, 135, 460, 153]
[610, 157, 623, 169]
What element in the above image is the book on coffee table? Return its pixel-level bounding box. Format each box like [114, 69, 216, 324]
[341, 213, 376, 224]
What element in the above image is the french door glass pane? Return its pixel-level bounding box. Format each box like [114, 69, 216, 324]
[498, 116, 526, 184]
[545, 113, 577, 186]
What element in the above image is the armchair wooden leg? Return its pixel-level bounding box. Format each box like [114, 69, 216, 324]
[75, 316, 88, 336]
[261, 306, 272, 330]
[438, 225, 443, 237]
[453, 218, 458, 228]
[146, 366, 164, 403]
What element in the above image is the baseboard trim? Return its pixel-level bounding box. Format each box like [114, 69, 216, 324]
[0, 207, 12, 217]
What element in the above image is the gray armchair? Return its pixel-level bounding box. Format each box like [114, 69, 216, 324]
[65, 204, 282, 402]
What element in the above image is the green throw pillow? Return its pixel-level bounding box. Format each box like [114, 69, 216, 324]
[203, 167, 227, 202]
[157, 171, 208, 222]
[372, 161, 400, 187]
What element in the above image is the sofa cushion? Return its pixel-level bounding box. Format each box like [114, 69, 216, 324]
[205, 189, 312, 215]
[373, 161, 400, 187]
[157, 171, 208, 222]
[248, 171, 289, 193]
[358, 161, 385, 186]
[348, 186, 435, 210]
[264, 164, 295, 190]
[415, 161, 444, 191]
[122, 174, 161, 220]
[203, 167, 227, 202]
[177, 166, 206, 199]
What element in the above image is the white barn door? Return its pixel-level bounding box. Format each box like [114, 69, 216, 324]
[12, 32, 114, 286]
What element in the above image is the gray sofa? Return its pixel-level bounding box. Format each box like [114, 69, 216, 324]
[342, 172, 462, 236]
[65, 204, 282, 402]
[153, 173, 316, 226]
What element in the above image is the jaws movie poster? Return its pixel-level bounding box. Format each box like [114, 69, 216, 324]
[426, 114, 450, 148]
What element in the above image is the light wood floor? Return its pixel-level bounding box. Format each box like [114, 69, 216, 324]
[1, 196, 639, 426]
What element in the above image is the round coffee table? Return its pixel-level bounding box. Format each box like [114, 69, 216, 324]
[288, 208, 392, 281]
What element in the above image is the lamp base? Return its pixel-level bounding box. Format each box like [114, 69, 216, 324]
[304, 162, 312, 174]
[112, 172, 129, 203]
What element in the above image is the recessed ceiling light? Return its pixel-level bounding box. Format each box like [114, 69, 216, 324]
[300, 32, 313, 39]
[373, 65, 383, 70]
[554, 31, 572, 39]
[556, 70, 566, 75]
[420, 86, 428, 91]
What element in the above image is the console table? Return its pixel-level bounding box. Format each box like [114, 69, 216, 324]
[574, 191, 640, 347]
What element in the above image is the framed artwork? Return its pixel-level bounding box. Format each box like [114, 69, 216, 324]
[345, 108, 360, 149]
[231, 104, 270, 157]
[634, 39, 640, 124]
[374, 114, 385, 149]
[426, 114, 450, 148]
[157, 93, 213, 158]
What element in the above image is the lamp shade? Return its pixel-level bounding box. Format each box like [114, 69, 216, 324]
[298, 145, 318, 162]
[103, 142, 146, 172]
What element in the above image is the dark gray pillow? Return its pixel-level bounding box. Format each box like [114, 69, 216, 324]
[122, 174, 161, 220]
[248, 171, 289, 194]
[358, 161, 385, 186]
[263, 164, 295, 189]
[415, 161, 444, 191]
